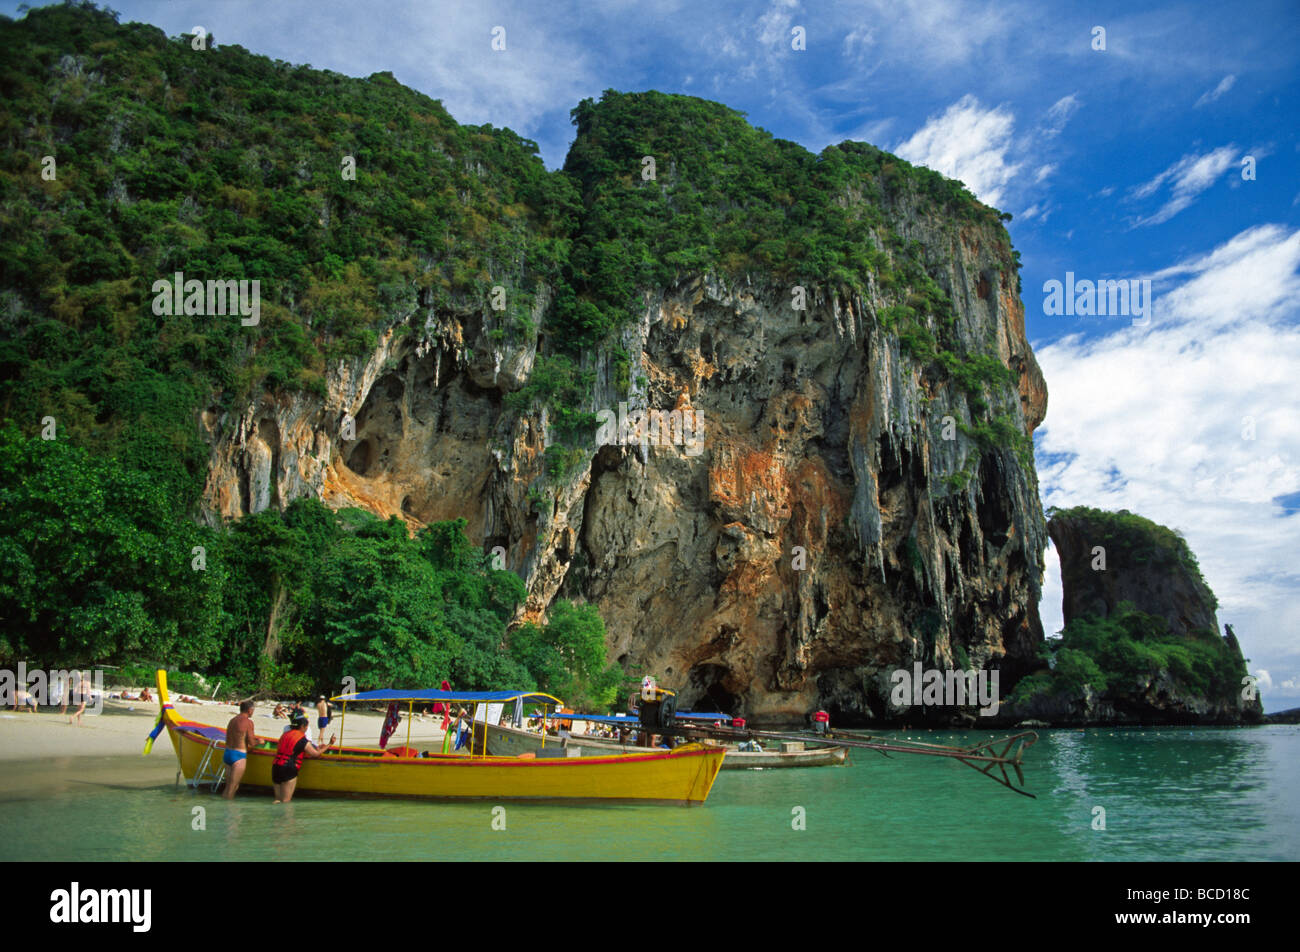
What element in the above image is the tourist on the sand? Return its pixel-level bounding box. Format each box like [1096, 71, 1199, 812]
[315, 695, 331, 742]
[271, 716, 333, 803]
[140, 687, 152, 703]
[59, 671, 73, 717]
[68, 675, 90, 726]
[222, 701, 259, 800]
[12, 687, 37, 712]
[272, 702, 287, 719]
[432, 680, 452, 730]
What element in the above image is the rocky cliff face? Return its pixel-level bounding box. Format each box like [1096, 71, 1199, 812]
[1049, 511, 1219, 639]
[1025, 509, 1264, 724]
[199, 100, 1049, 725]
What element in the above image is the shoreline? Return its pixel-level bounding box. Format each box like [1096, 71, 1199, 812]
[0, 697, 455, 763]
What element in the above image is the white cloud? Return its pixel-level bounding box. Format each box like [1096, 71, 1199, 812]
[153, 0, 600, 167]
[757, 0, 800, 52]
[1041, 94, 1080, 137]
[1131, 146, 1238, 226]
[861, 0, 1008, 69]
[1195, 74, 1237, 108]
[894, 95, 1022, 207]
[850, 117, 895, 146]
[1035, 224, 1300, 709]
[842, 27, 875, 61]
[1041, 540, 1064, 637]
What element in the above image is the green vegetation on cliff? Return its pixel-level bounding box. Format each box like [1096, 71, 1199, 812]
[3, 6, 1027, 504]
[1009, 601, 1248, 710]
[0, 3, 1033, 687]
[1, 1, 575, 510]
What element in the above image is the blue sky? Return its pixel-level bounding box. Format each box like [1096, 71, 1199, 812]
[10, 0, 1299, 709]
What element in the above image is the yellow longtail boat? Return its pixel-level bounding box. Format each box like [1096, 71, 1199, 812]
[150, 670, 725, 805]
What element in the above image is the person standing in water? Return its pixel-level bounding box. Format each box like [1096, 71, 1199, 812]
[272, 716, 333, 803]
[222, 701, 259, 799]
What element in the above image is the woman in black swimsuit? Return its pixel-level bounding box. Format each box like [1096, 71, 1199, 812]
[271, 716, 332, 803]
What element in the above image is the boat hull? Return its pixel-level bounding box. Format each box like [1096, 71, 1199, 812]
[722, 746, 848, 768]
[157, 674, 724, 805]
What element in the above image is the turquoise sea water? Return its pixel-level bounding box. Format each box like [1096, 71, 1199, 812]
[2, 727, 1297, 861]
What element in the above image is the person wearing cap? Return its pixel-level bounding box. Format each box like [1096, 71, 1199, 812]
[272, 715, 333, 803]
[315, 695, 332, 743]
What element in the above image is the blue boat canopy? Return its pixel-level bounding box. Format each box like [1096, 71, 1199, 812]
[536, 712, 733, 724]
[331, 689, 563, 706]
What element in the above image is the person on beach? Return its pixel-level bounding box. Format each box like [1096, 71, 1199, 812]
[432, 679, 452, 730]
[12, 687, 37, 712]
[68, 674, 90, 726]
[315, 695, 331, 742]
[271, 715, 333, 803]
[222, 701, 259, 800]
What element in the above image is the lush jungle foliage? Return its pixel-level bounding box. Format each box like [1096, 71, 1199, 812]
[0, 427, 617, 703]
[1008, 602, 1248, 709]
[0, 3, 1026, 694]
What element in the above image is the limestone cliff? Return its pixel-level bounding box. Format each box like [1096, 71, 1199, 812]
[198, 94, 1049, 724]
[1004, 507, 1263, 725]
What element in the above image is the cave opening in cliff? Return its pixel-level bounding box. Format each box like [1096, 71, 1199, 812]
[345, 438, 373, 475]
[685, 663, 741, 717]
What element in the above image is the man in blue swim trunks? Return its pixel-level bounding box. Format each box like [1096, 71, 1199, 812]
[315, 695, 331, 744]
[222, 701, 259, 799]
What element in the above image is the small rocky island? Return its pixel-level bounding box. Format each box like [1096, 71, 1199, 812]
[1003, 506, 1264, 726]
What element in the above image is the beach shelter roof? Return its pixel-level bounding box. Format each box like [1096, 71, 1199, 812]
[330, 689, 563, 706]
[540, 712, 733, 724]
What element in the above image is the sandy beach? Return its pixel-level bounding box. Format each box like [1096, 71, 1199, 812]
[0, 697, 453, 763]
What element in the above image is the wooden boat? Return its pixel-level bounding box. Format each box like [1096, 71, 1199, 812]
[479, 720, 848, 769]
[721, 744, 847, 769]
[149, 671, 725, 805]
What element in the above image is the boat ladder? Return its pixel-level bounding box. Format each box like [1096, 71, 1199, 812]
[189, 743, 227, 793]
